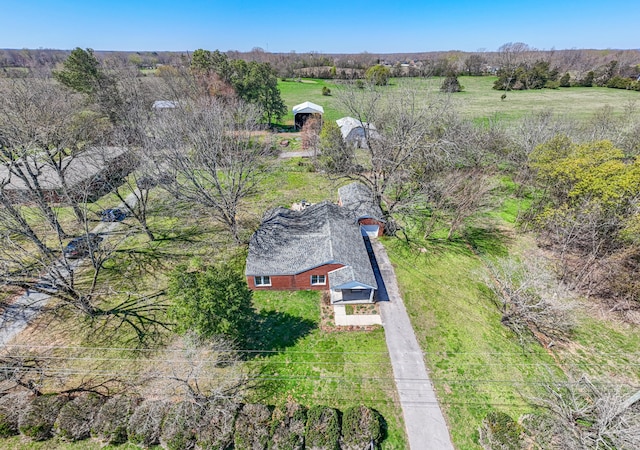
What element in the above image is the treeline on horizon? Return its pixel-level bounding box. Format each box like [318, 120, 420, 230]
[2, 44, 639, 82]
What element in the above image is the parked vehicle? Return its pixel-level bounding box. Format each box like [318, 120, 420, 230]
[63, 233, 103, 259]
[101, 208, 127, 222]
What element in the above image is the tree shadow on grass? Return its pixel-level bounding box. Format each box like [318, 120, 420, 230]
[461, 225, 511, 257]
[244, 310, 316, 355]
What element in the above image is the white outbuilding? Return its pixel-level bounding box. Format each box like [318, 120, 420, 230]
[293, 101, 324, 129]
[336, 117, 379, 148]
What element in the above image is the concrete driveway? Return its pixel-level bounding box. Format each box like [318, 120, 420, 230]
[371, 239, 454, 450]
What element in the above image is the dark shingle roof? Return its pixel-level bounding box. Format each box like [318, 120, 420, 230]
[338, 182, 385, 222]
[0, 147, 128, 191]
[246, 201, 377, 289]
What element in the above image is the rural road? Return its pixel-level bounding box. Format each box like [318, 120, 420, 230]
[372, 239, 455, 450]
[0, 192, 139, 346]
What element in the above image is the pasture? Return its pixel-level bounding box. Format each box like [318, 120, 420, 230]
[278, 76, 640, 125]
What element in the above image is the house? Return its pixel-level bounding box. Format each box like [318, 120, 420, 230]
[245, 197, 378, 303]
[336, 117, 379, 148]
[0, 146, 132, 203]
[338, 182, 385, 237]
[292, 101, 324, 130]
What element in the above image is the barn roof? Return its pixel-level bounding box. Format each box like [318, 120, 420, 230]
[336, 116, 378, 139]
[246, 201, 377, 289]
[292, 101, 324, 115]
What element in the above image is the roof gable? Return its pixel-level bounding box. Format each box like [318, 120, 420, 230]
[292, 101, 324, 115]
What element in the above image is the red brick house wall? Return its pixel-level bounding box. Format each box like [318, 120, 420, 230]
[247, 263, 344, 291]
[358, 218, 385, 236]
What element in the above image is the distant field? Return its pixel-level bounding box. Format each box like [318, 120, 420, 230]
[278, 76, 640, 126]
[438, 76, 640, 122]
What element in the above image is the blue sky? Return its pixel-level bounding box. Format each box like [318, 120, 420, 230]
[2, 0, 638, 53]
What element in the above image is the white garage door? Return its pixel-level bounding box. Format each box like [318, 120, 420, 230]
[360, 225, 379, 237]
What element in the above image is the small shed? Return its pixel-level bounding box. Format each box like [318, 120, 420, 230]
[336, 117, 378, 148]
[293, 101, 324, 130]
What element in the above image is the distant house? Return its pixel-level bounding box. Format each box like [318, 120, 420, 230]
[336, 117, 379, 148]
[246, 183, 384, 303]
[292, 101, 324, 130]
[0, 147, 132, 203]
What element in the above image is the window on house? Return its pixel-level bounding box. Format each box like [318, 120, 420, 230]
[311, 274, 326, 285]
[254, 275, 271, 287]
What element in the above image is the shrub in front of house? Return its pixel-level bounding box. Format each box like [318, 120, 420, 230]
[127, 399, 170, 447]
[234, 403, 272, 449]
[19, 394, 70, 441]
[160, 400, 205, 450]
[341, 405, 384, 450]
[305, 405, 341, 450]
[270, 401, 307, 450]
[0, 391, 34, 437]
[92, 395, 141, 444]
[54, 393, 105, 441]
[195, 400, 239, 449]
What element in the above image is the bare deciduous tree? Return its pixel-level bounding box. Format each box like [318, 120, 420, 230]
[335, 84, 449, 216]
[419, 168, 495, 240]
[0, 75, 104, 230]
[144, 333, 252, 404]
[527, 375, 640, 449]
[483, 255, 576, 347]
[149, 99, 271, 243]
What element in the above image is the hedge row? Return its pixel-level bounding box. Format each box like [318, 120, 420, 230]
[0, 392, 385, 449]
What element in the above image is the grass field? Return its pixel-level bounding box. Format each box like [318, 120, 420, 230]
[277, 76, 640, 126]
[383, 178, 640, 449]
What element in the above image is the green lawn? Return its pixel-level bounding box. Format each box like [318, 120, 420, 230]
[447, 76, 639, 122]
[383, 236, 557, 449]
[278, 76, 640, 127]
[249, 289, 407, 449]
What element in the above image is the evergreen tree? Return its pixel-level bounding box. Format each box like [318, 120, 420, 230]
[440, 73, 463, 92]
